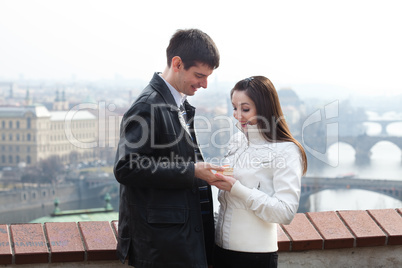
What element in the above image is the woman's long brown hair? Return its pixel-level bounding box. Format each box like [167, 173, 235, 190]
[231, 76, 308, 175]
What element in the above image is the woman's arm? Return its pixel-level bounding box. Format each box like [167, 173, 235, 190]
[214, 143, 303, 224]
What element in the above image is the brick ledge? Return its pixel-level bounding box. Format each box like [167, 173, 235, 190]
[0, 208, 401, 265]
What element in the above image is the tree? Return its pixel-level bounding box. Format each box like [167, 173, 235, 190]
[21, 166, 42, 184]
[39, 155, 63, 183]
[21, 155, 64, 184]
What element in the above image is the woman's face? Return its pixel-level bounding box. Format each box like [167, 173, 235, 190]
[231, 90, 258, 128]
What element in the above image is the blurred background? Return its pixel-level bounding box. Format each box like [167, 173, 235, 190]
[1, 0, 401, 223]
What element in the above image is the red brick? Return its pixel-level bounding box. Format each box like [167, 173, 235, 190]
[78, 221, 117, 261]
[0, 225, 12, 265]
[338, 210, 386, 247]
[307, 211, 354, 249]
[10, 223, 49, 264]
[281, 213, 323, 251]
[45, 222, 85, 262]
[367, 209, 402, 245]
[277, 225, 290, 251]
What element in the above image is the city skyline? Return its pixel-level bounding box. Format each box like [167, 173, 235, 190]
[1, 0, 401, 98]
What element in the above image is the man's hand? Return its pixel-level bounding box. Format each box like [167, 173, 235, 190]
[194, 162, 224, 185]
[211, 173, 236, 192]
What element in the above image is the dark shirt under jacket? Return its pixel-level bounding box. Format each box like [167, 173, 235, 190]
[114, 73, 215, 268]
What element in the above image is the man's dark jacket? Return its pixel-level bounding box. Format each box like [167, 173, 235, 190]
[114, 73, 215, 268]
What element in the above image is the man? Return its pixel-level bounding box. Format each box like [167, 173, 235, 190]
[114, 29, 222, 268]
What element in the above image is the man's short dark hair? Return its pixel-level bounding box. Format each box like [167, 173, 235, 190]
[166, 29, 220, 70]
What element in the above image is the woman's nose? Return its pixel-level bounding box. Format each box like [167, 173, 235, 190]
[233, 110, 241, 120]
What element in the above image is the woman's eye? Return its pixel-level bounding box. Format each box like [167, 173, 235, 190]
[233, 107, 237, 111]
[243, 109, 250, 112]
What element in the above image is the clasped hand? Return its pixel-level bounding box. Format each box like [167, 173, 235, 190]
[194, 162, 236, 192]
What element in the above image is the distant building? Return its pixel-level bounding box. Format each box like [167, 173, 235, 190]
[53, 90, 69, 111]
[278, 87, 303, 107]
[0, 104, 98, 168]
[278, 88, 305, 136]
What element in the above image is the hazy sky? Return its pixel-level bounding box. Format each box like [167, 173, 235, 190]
[1, 0, 401, 97]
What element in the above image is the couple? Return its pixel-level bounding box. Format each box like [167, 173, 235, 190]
[114, 29, 307, 268]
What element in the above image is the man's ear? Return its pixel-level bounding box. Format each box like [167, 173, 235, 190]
[171, 56, 182, 72]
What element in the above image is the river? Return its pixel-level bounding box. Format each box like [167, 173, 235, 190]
[211, 118, 402, 213]
[0, 195, 119, 224]
[306, 120, 402, 212]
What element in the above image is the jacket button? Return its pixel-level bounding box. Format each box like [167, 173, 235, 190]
[195, 226, 201, 232]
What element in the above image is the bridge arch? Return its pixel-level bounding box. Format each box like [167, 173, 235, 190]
[301, 133, 402, 165]
[386, 122, 402, 137]
[327, 142, 356, 163]
[336, 136, 402, 164]
[370, 141, 402, 159]
[363, 122, 383, 136]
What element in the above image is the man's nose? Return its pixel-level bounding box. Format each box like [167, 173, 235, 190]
[200, 78, 208, 89]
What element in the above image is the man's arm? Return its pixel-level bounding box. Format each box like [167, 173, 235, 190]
[114, 102, 223, 189]
[114, 102, 195, 189]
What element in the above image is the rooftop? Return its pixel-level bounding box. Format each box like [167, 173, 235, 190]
[50, 110, 97, 121]
[0, 105, 97, 121]
[0, 105, 51, 118]
[29, 194, 118, 223]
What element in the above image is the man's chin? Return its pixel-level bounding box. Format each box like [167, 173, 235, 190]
[187, 90, 196, 96]
[190, 86, 199, 95]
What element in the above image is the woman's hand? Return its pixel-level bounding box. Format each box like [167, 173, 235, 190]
[211, 173, 236, 192]
[194, 162, 224, 184]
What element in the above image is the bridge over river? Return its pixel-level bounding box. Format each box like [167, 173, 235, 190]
[295, 115, 402, 164]
[296, 134, 402, 165]
[298, 176, 402, 212]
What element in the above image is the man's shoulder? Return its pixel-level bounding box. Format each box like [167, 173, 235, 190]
[123, 73, 176, 116]
[136, 86, 160, 104]
[123, 87, 175, 118]
[131, 81, 166, 104]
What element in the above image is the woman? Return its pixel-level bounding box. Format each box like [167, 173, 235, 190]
[212, 76, 307, 268]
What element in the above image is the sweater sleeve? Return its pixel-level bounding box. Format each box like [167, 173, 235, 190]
[230, 143, 302, 224]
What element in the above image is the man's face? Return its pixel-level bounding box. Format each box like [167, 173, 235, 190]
[176, 62, 214, 96]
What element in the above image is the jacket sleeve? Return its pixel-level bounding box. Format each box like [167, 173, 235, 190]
[230, 143, 302, 224]
[113, 101, 195, 189]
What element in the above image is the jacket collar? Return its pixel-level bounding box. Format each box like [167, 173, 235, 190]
[158, 73, 187, 108]
[149, 72, 178, 109]
[236, 122, 267, 145]
[150, 72, 196, 114]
